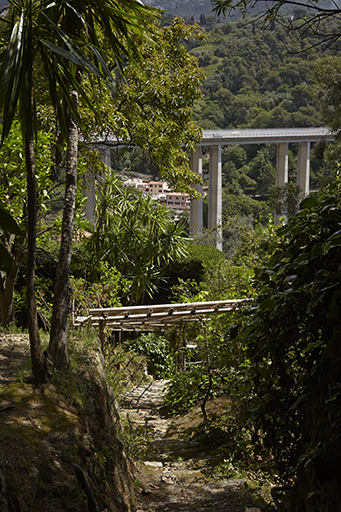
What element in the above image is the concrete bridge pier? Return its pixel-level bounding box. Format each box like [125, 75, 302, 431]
[297, 141, 310, 200]
[189, 144, 223, 251]
[275, 141, 311, 222]
[189, 146, 203, 237]
[84, 185, 96, 224]
[97, 145, 111, 167]
[208, 145, 222, 251]
[85, 145, 111, 223]
[275, 142, 289, 223]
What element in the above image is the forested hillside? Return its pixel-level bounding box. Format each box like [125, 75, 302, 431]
[189, 16, 340, 130]
[144, 0, 340, 22]
[180, 15, 340, 234]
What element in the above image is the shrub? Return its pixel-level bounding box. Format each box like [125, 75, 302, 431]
[123, 332, 174, 379]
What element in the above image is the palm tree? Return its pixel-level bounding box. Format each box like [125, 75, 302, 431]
[0, 0, 53, 381]
[47, 0, 155, 370]
[0, 0, 154, 380]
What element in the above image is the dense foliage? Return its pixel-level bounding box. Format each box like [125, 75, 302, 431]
[161, 223, 274, 416]
[80, 17, 205, 195]
[190, 17, 341, 130]
[231, 174, 341, 508]
[159, 172, 341, 510]
[88, 171, 189, 304]
[123, 332, 175, 379]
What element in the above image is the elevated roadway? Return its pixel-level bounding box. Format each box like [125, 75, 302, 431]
[87, 127, 334, 250]
[190, 127, 334, 249]
[201, 127, 332, 145]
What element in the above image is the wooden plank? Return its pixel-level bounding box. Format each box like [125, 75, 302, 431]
[74, 299, 253, 332]
[74, 316, 91, 325]
[88, 298, 252, 317]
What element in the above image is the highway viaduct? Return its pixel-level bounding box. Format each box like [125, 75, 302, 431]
[190, 127, 333, 250]
[87, 127, 333, 251]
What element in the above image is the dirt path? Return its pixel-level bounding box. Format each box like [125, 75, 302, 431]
[119, 380, 272, 512]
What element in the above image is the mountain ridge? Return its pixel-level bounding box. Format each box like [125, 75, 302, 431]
[144, 0, 216, 20]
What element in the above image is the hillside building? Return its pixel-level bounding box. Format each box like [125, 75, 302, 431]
[121, 178, 190, 213]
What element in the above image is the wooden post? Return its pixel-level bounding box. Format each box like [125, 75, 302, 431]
[99, 319, 105, 352]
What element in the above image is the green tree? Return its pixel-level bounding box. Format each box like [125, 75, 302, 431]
[0, 0, 154, 380]
[0, 0, 84, 380]
[0, 123, 55, 327]
[314, 56, 341, 159]
[47, 15, 205, 368]
[82, 17, 205, 195]
[89, 171, 189, 304]
[46, 0, 156, 371]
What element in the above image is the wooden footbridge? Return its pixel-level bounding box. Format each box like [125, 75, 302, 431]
[75, 298, 253, 341]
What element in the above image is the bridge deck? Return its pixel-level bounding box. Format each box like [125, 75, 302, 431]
[201, 127, 333, 146]
[90, 127, 333, 147]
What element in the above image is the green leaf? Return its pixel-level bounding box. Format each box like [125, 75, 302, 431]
[300, 196, 317, 210]
[325, 229, 341, 242]
[323, 239, 341, 254]
[0, 242, 13, 273]
[225, 324, 239, 340]
[311, 243, 324, 256]
[260, 297, 276, 310]
[284, 274, 297, 284]
[325, 393, 339, 404]
[294, 252, 309, 264]
[297, 454, 308, 467]
[323, 230, 341, 254]
[0, 206, 21, 235]
[303, 339, 323, 354]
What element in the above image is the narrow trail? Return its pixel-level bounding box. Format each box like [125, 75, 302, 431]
[119, 380, 270, 512]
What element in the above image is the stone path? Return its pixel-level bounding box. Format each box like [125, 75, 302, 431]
[119, 380, 273, 512]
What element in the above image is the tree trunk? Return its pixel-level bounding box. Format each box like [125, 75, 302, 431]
[25, 126, 51, 383]
[48, 90, 78, 370]
[0, 258, 19, 327]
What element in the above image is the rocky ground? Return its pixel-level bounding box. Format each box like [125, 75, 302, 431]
[119, 381, 275, 512]
[0, 333, 277, 511]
